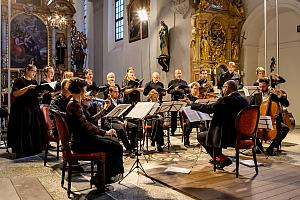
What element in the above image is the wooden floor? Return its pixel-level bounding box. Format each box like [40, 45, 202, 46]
[145, 158, 300, 200]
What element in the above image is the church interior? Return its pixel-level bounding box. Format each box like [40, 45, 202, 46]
[1, 0, 300, 199]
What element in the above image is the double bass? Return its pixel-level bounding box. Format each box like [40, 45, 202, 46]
[257, 58, 279, 141]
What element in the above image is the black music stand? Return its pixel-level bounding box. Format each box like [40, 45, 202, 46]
[103, 104, 132, 128]
[119, 102, 156, 184]
[157, 101, 187, 151]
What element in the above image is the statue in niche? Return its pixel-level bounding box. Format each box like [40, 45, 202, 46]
[56, 37, 67, 65]
[231, 40, 240, 61]
[201, 31, 211, 61]
[191, 27, 200, 62]
[71, 22, 87, 72]
[159, 21, 169, 56]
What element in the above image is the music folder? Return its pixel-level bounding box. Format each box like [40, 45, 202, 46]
[35, 81, 57, 93]
[243, 86, 259, 97]
[258, 115, 273, 130]
[104, 104, 132, 118]
[182, 106, 211, 122]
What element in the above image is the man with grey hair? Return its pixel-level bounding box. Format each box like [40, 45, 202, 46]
[218, 61, 242, 89]
[191, 80, 249, 169]
[143, 72, 165, 102]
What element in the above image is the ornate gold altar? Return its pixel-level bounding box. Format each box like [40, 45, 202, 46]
[190, 0, 245, 84]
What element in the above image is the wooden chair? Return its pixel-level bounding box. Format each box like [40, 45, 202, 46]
[40, 104, 59, 166]
[213, 105, 260, 178]
[52, 110, 106, 198]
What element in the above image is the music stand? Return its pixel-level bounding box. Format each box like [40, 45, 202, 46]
[119, 102, 156, 184]
[103, 104, 132, 128]
[157, 101, 187, 151]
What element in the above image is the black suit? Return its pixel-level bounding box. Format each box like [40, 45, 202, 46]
[192, 92, 249, 157]
[250, 92, 289, 152]
[102, 97, 137, 152]
[167, 79, 189, 134]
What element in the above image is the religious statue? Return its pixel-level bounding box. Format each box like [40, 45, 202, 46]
[71, 22, 87, 72]
[201, 34, 211, 61]
[231, 40, 240, 61]
[159, 21, 169, 56]
[56, 37, 67, 65]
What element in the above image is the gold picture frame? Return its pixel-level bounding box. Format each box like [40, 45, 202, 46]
[127, 0, 150, 43]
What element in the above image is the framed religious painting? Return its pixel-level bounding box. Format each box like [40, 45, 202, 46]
[127, 0, 150, 43]
[10, 13, 48, 69]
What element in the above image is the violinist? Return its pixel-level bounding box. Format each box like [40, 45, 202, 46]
[146, 89, 164, 152]
[102, 85, 137, 157]
[250, 77, 289, 156]
[192, 80, 249, 169]
[183, 82, 207, 147]
[122, 66, 143, 105]
[143, 72, 166, 102]
[167, 69, 189, 135]
[253, 67, 265, 86]
[103, 72, 121, 100]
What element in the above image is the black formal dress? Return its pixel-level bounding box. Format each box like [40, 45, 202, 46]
[192, 92, 249, 157]
[122, 79, 141, 105]
[7, 77, 47, 157]
[66, 99, 124, 180]
[167, 79, 189, 135]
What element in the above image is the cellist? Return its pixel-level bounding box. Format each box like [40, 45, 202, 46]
[250, 77, 289, 156]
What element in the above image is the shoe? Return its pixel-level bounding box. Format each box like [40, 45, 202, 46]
[90, 175, 103, 190]
[210, 156, 232, 169]
[266, 147, 276, 156]
[72, 165, 85, 173]
[157, 145, 163, 152]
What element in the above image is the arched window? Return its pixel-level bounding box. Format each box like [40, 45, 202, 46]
[115, 0, 124, 41]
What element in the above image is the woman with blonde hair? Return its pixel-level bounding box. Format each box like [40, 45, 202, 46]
[122, 66, 143, 104]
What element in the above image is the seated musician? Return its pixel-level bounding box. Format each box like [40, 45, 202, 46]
[102, 85, 137, 157]
[250, 77, 289, 156]
[122, 66, 143, 105]
[103, 72, 121, 100]
[143, 72, 166, 102]
[218, 61, 242, 89]
[167, 69, 189, 135]
[146, 89, 164, 152]
[183, 82, 207, 147]
[49, 79, 72, 138]
[253, 67, 266, 86]
[66, 78, 124, 186]
[192, 80, 249, 169]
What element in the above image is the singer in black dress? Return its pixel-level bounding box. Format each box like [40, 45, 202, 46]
[7, 64, 47, 158]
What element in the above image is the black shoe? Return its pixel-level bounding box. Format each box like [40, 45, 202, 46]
[72, 165, 85, 173]
[157, 145, 163, 152]
[266, 147, 276, 156]
[90, 176, 103, 190]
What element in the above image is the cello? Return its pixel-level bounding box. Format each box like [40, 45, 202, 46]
[257, 58, 279, 141]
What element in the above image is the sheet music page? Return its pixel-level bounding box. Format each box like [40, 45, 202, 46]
[157, 101, 173, 113]
[258, 115, 273, 129]
[148, 102, 160, 115]
[126, 102, 156, 119]
[41, 81, 57, 90]
[182, 106, 201, 122]
[105, 104, 131, 118]
[197, 111, 212, 121]
[170, 101, 187, 112]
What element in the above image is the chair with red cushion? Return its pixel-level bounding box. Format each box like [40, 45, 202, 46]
[213, 105, 260, 178]
[40, 104, 59, 166]
[52, 110, 106, 198]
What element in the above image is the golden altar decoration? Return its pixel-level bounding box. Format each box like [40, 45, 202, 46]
[190, 0, 245, 84]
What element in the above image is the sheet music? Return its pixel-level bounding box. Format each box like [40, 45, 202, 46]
[126, 102, 156, 119]
[182, 106, 211, 122]
[258, 115, 273, 129]
[157, 101, 173, 113]
[195, 99, 218, 104]
[170, 101, 187, 112]
[148, 102, 160, 115]
[243, 86, 259, 97]
[41, 81, 57, 90]
[105, 104, 132, 118]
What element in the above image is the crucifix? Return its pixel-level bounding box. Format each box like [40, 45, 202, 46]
[240, 31, 247, 49]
